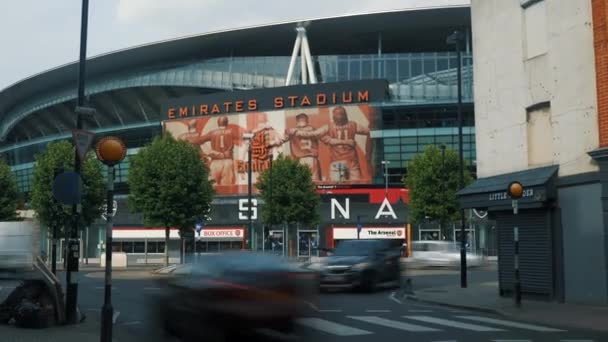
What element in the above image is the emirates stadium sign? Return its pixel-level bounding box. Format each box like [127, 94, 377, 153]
[162, 80, 389, 196]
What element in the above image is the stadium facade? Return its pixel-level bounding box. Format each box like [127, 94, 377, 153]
[0, 3, 485, 263]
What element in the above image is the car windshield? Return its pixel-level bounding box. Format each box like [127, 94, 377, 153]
[333, 240, 380, 256]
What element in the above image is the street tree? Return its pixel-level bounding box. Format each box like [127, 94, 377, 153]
[0, 158, 19, 221]
[128, 135, 214, 266]
[31, 140, 105, 236]
[256, 155, 320, 254]
[404, 145, 474, 235]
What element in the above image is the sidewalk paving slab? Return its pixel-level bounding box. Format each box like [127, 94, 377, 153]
[0, 318, 118, 342]
[405, 281, 608, 333]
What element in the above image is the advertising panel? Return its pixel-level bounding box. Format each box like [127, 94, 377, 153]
[164, 104, 377, 194]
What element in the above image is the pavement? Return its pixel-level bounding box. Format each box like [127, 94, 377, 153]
[406, 280, 608, 334]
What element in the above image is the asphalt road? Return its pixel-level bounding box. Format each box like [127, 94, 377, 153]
[404, 262, 499, 291]
[60, 266, 607, 342]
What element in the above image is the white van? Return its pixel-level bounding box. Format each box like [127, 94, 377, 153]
[0, 221, 35, 271]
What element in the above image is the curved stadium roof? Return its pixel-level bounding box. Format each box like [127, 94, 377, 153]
[0, 4, 470, 148]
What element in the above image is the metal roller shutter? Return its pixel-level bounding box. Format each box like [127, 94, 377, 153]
[496, 209, 553, 297]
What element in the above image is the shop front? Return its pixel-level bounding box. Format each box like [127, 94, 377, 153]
[327, 226, 407, 250]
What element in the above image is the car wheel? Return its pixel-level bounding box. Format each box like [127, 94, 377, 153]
[361, 271, 378, 293]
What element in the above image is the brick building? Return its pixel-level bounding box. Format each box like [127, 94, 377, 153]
[461, 0, 608, 305]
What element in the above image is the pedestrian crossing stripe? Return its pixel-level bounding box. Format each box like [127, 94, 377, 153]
[348, 316, 441, 332]
[405, 316, 505, 332]
[457, 316, 565, 332]
[295, 317, 372, 336]
[293, 315, 573, 336]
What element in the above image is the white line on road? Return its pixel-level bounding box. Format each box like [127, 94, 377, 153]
[121, 321, 141, 326]
[349, 316, 441, 332]
[305, 301, 319, 311]
[365, 309, 391, 313]
[389, 291, 403, 304]
[458, 316, 565, 332]
[112, 311, 120, 324]
[404, 316, 504, 332]
[296, 318, 372, 336]
[408, 309, 434, 313]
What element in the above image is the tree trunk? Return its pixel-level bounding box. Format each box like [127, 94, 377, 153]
[164, 227, 170, 267]
[179, 236, 184, 264]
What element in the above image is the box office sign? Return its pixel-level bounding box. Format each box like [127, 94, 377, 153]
[199, 228, 245, 241]
[333, 227, 405, 240]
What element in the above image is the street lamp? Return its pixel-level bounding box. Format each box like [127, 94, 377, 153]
[96, 136, 127, 342]
[243, 132, 254, 250]
[381, 160, 390, 197]
[447, 29, 467, 288]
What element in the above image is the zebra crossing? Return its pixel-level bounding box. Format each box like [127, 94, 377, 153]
[289, 314, 595, 341]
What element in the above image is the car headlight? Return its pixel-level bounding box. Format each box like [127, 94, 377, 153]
[352, 262, 371, 270]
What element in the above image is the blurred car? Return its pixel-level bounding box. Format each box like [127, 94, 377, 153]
[319, 239, 401, 292]
[154, 251, 318, 341]
[408, 240, 483, 268]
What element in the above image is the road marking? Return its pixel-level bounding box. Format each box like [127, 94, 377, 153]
[365, 309, 391, 313]
[143, 287, 161, 290]
[408, 309, 434, 313]
[389, 291, 403, 304]
[296, 318, 372, 336]
[349, 316, 441, 332]
[319, 309, 342, 313]
[458, 316, 565, 332]
[112, 311, 120, 324]
[121, 321, 141, 326]
[305, 301, 319, 311]
[404, 316, 504, 332]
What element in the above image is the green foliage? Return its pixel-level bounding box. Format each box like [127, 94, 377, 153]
[30, 141, 105, 232]
[404, 145, 474, 225]
[0, 159, 19, 221]
[128, 135, 215, 232]
[256, 155, 320, 225]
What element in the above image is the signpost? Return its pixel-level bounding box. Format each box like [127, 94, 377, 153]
[507, 181, 524, 308]
[96, 136, 127, 342]
[356, 215, 363, 240]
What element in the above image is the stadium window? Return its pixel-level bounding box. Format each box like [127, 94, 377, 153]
[383, 138, 400, 145]
[122, 242, 134, 253]
[384, 153, 401, 161]
[385, 59, 397, 82]
[402, 145, 417, 152]
[384, 145, 400, 153]
[437, 58, 449, 71]
[361, 60, 373, 79]
[398, 59, 410, 81]
[423, 59, 435, 74]
[411, 59, 423, 77]
[418, 136, 435, 144]
[350, 60, 361, 80]
[134, 242, 145, 253]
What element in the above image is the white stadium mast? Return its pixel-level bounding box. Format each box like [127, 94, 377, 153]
[285, 25, 317, 86]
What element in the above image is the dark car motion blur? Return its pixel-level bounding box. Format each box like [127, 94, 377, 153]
[152, 252, 318, 342]
[319, 239, 401, 292]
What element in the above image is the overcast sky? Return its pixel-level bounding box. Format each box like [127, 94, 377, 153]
[0, 0, 468, 90]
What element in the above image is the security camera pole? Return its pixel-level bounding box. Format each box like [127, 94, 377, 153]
[507, 181, 524, 307]
[96, 137, 127, 342]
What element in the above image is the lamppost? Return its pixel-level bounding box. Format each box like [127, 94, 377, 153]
[268, 152, 273, 253]
[447, 29, 467, 288]
[243, 133, 254, 250]
[381, 160, 390, 197]
[96, 136, 127, 342]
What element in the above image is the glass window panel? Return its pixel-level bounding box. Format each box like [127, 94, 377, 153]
[134, 242, 145, 253]
[418, 136, 435, 144]
[384, 138, 400, 145]
[122, 242, 134, 253]
[437, 58, 449, 71]
[384, 153, 401, 161]
[147, 242, 158, 253]
[398, 59, 410, 80]
[338, 61, 348, 80]
[112, 242, 122, 252]
[350, 60, 361, 80]
[383, 145, 400, 153]
[402, 145, 417, 152]
[401, 152, 417, 160]
[361, 60, 373, 79]
[385, 59, 397, 82]
[158, 242, 166, 253]
[436, 136, 454, 144]
[423, 59, 436, 74]
[411, 59, 423, 77]
[401, 137, 417, 144]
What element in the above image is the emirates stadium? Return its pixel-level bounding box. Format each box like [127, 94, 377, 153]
[0, 3, 487, 263]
